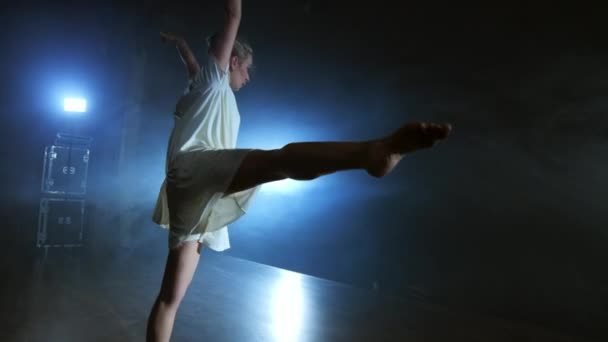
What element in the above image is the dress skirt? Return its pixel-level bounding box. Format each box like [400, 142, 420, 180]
[153, 148, 260, 251]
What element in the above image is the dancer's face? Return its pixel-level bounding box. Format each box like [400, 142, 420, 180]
[229, 55, 253, 92]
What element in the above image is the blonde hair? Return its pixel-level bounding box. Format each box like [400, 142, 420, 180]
[207, 33, 253, 63]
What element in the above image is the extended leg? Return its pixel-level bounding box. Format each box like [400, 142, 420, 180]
[146, 241, 202, 342]
[224, 121, 451, 195]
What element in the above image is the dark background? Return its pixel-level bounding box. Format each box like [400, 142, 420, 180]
[1, 1, 607, 339]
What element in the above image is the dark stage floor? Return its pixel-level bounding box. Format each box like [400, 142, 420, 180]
[1, 246, 598, 342]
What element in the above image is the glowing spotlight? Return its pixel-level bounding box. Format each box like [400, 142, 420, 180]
[63, 97, 87, 113]
[272, 272, 305, 341]
[261, 179, 305, 195]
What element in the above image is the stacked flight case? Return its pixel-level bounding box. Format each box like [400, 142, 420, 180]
[37, 133, 92, 250]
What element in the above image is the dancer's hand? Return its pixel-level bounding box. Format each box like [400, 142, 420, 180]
[160, 32, 183, 44]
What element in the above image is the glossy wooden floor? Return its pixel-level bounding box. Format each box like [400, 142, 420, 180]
[1, 249, 596, 342]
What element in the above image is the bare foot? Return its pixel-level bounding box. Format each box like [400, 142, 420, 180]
[366, 122, 452, 177]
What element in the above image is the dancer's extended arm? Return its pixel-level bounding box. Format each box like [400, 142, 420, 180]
[209, 0, 242, 70]
[160, 32, 200, 79]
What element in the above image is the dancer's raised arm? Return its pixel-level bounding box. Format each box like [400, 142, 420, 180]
[160, 31, 200, 79]
[209, 0, 242, 70]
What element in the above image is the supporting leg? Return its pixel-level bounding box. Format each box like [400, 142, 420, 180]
[146, 241, 202, 342]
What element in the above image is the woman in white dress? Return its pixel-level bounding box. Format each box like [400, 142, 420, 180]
[147, 1, 452, 341]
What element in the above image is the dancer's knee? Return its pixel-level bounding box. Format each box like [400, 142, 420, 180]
[157, 287, 186, 310]
[279, 143, 323, 180]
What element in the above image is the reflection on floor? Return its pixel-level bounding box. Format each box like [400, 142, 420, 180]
[1, 249, 596, 342]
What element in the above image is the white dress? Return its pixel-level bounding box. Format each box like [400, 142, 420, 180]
[152, 55, 260, 251]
